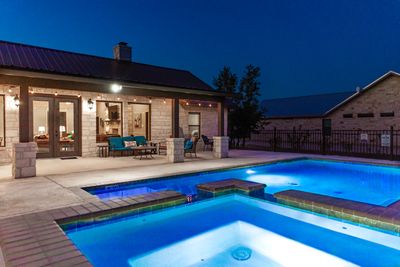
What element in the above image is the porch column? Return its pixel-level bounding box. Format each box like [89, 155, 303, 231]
[13, 84, 38, 178]
[171, 98, 180, 138]
[213, 100, 229, 158]
[167, 98, 184, 163]
[217, 101, 225, 136]
[19, 84, 30, 142]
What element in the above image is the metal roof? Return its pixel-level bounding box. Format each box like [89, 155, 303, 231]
[262, 91, 356, 118]
[0, 40, 213, 91]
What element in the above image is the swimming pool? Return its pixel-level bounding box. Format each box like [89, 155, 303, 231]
[85, 159, 400, 206]
[65, 194, 400, 267]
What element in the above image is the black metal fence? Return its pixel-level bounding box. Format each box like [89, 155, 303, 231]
[242, 127, 400, 160]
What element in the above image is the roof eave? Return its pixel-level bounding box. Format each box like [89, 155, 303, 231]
[0, 67, 228, 98]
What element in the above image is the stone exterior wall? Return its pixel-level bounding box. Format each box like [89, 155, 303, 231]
[263, 75, 400, 131]
[14, 87, 222, 160]
[262, 117, 322, 130]
[328, 75, 400, 130]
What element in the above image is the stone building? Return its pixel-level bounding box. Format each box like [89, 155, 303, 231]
[0, 40, 229, 169]
[262, 71, 400, 132]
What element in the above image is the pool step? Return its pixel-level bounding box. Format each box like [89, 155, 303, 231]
[197, 179, 266, 198]
[274, 190, 400, 233]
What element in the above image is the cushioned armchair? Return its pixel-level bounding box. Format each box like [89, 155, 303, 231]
[184, 137, 199, 157]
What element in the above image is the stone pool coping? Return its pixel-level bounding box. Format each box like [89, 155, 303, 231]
[274, 190, 400, 233]
[0, 190, 186, 267]
[197, 178, 266, 198]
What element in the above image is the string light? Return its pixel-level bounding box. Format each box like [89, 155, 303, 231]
[8, 89, 12, 93]
[77, 94, 81, 98]
[55, 92, 58, 96]
[163, 99, 166, 104]
[149, 97, 152, 103]
[133, 98, 137, 102]
[186, 101, 189, 106]
[209, 104, 212, 107]
[198, 103, 202, 107]
[97, 95, 101, 99]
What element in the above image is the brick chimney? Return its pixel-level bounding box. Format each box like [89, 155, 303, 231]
[113, 42, 132, 61]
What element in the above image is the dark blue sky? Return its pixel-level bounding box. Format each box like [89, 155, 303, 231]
[2, 0, 400, 99]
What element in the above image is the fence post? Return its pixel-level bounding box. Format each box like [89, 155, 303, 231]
[273, 127, 277, 151]
[390, 126, 394, 160]
[322, 130, 326, 155]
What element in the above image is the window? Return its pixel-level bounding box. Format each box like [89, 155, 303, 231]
[380, 112, 394, 117]
[188, 112, 200, 137]
[128, 103, 150, 139]
[96, 101, 122, 142]
[0, 95, 4, 147]
[357, 113, 374, 118]
[342, 113, 353, 118]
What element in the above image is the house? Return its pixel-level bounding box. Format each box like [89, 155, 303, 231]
[262, 71, 400, 132]
[0, 40, 229, 175]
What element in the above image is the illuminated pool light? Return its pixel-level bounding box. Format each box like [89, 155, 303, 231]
[246, 169, 256, 174]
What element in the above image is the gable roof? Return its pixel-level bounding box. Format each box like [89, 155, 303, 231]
[0, 40, 213, 91]
[325, 71, 400, 115]
[262, 91, 356, 118]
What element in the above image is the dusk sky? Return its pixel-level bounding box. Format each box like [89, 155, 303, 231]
[2, 0, 400, 99]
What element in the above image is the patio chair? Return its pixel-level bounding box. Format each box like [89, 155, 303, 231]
[201, 135, 213, 151]
[184, 137, 199, 157]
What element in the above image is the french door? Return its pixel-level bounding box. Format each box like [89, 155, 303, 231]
[30, 95, 80, 158]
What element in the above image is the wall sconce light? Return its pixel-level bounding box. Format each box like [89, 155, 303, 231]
[111, 84, 122, 93]
[88, 98, 94, 110]
[148, 97, 152, 103]
[13, 95, 20, 107]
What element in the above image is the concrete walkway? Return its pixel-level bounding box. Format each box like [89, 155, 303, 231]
[1, 150, 399, 219]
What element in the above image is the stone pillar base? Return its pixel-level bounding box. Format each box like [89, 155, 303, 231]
[213, 136, 229, 158]
[166, 138, 184, 163]
[12, 142, 38, 178]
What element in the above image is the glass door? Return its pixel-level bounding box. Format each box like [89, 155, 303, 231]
[31, 96, 54, 158]
[31, 95, 80, 158]
[55, 98, 79, 157]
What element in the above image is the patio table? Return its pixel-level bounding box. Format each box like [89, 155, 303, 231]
[132, 145, 157, 160]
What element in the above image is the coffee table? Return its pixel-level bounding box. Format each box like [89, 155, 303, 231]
[132, 146, 157, 160]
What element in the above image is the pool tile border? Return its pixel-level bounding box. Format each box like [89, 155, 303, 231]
[0, 190, 187, 267]
[274, 190, 400, 233]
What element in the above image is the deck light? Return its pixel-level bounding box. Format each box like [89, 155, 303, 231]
[246, 169, 256, 174]
[13, 95, 20, 107]
[111, 84, 122, 93]
[87, 98, 94, 110]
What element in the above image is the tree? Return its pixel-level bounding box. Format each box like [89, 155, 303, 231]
[213, 66, 237, 93]
[213, 65, 264, 147]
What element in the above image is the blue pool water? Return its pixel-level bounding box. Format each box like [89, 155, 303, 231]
[65, 195, 400, 267]
[86, 159, 400, 206]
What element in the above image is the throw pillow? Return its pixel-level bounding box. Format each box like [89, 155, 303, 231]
[124, 141, 137, 148]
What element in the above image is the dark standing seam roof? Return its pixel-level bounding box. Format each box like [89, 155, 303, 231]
[0, 40, 213, 91]
[262, 91, 356, 118]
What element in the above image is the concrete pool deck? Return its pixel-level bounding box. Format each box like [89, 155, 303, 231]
[1, 150, 400, 219]
[1, 150, 400, 266]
